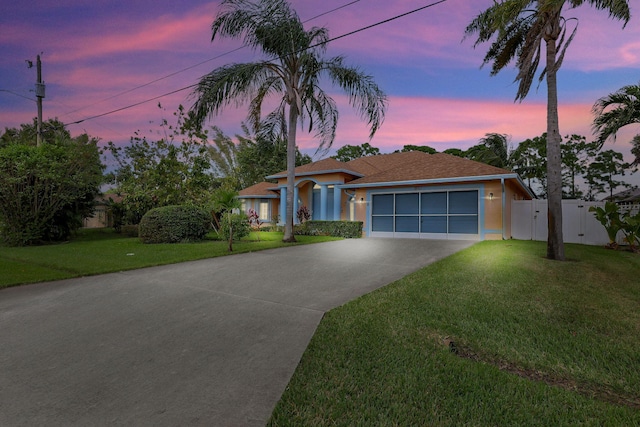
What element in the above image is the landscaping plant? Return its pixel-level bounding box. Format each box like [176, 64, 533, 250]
[247, 208, 262, 241]
[589, 202, 623, 248]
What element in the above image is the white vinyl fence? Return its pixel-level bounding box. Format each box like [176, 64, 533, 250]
[511, 200, 610, 246]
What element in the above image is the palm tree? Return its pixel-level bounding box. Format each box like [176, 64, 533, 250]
[465, 0, 630, 261]
[593, 82, 640, 166]
[190, 0, 386, 242]
[465, 133, 511, 168]
[212, 188, 242, 252]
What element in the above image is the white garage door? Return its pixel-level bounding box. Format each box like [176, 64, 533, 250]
[370, 190, 480, 240]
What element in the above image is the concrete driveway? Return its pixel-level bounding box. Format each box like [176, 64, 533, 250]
[0, 238, 474, 426]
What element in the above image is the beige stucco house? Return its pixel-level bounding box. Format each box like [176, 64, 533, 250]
[238, 151, 534, 240]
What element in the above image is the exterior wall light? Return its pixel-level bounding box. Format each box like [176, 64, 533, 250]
[489, 192, 494, 200]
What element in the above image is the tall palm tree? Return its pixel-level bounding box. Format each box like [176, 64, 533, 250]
[465, 0, 630, 261]
[190, 0, 386, 242]
[592, 82, 640, 166]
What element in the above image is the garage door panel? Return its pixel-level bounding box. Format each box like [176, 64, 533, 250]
[449, 216, 478, 234]
[372, 194, 393, 215]
[372, 216, 394, 232]
[395, 216, 419, 232]
[395, 193, 419, 214]
[421, 192, 447, 214]
[421, 216, 447, 233]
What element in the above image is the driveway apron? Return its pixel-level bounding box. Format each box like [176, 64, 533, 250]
[0, 238, 474, 426]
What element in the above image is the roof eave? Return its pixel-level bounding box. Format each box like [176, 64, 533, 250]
[341, 173, 533, 194]
[266, 168, 364, 180]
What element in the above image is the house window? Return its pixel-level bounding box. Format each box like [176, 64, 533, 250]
[259, 201, 270, 221]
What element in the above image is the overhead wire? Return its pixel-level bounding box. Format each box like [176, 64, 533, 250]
[62, 0, 362, 119]
[64, 0, 448, 127]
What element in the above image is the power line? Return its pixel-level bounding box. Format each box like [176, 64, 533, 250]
[62, 1, 361, 119]
[66, 84, 197, 125]
[65, 0, 448, 127]
[0, 89, 36, 102]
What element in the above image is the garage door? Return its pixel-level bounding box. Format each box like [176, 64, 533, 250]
[370, 190, 479, 239]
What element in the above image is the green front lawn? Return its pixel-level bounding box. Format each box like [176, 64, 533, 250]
[269, 240, 640, 425]
[0, 228, 338, 289]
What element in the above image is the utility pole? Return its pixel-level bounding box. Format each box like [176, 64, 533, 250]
[35, 54, 45, 146]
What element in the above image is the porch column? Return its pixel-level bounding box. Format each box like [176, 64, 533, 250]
[279, 187, 287, 225]
[320, 184, 328, 220]
[333, 187, 341, 220]
[501, 178, 506, 240]
[293, 186, 299, 224]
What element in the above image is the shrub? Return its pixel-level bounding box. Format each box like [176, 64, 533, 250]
[296, 205, 311, 223]
[295, 221, 363, 238]
[218, 212, 250, 241]
[0, 134, 104, 246]
[139, 205, 210, 244]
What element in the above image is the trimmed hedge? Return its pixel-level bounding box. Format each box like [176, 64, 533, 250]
[295, 220, 363, 238]
[139, 205, 210, 244]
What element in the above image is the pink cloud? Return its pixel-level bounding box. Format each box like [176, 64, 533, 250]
[298, 94, 615, 153]
[39, 4, 218, 63]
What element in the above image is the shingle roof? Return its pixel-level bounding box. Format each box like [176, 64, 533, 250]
[346, 151, 422, 175]
[238, 181, 279, 198]
[604, 187, 640, 203]
[345, 152, 513, 185]
[255, 150, 522, 191]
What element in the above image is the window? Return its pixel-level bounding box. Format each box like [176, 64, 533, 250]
[259, 201, 270, 221]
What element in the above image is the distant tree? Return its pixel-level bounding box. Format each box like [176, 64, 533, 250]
[105, 106, 216, 224]
[397, 144, 437, 154]
[207, 124, 311, 189]
[593, 82, 640, 165]
[632, 135, 640, 168]
[443, 148, 465, 157]
[585, 149, 632, 200]
[332, 142, 380, 162]
[560, 134, 597, 199]
[465, 0, 630, 260]
[510, 134, 548, 197]
[236, 135, 311, 186]
[465, 133, 511, 168]
[190, 0, 386, 242]
[0, 127, 104, 245]
[0, 118, 68, 147]
[208, 125, 239, 179]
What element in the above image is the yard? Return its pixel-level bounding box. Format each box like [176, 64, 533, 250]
[268, 240, 640, 425]
[0, 229, 338, 289]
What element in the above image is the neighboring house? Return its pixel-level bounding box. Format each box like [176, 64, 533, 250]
[83, 193, 122, 228]
[603, 187, 640, 213]
[238, 151, 534, 240]
[603, 187, 640, 205]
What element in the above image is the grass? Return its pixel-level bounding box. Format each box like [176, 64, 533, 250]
[0, 228, 339, 289]
[269, 240, 640, 426]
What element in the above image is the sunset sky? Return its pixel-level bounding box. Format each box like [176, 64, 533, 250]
[1, 0, 638, 185]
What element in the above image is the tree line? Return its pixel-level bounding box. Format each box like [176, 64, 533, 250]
[332, 133, 637, 201]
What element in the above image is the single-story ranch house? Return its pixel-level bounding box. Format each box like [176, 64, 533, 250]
[238, 151, 534, 240]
